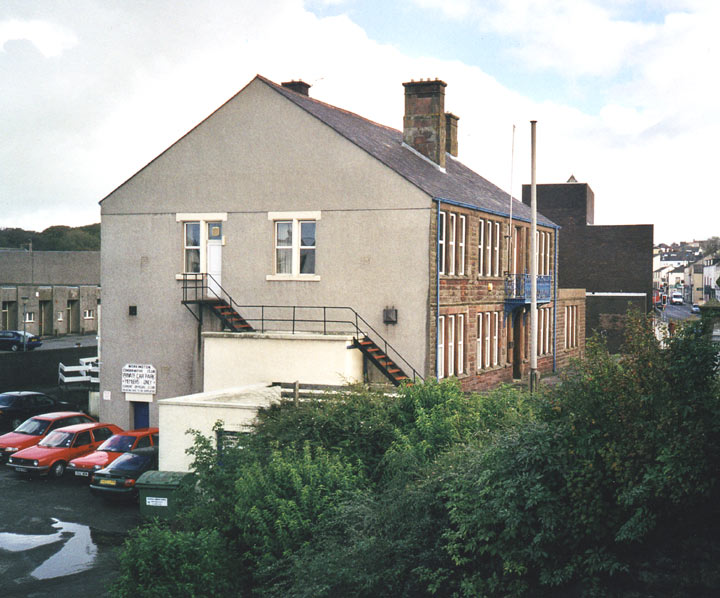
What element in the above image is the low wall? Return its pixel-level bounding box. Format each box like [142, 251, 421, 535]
[158, 384, 282, 471]
[202, 332, 363, 391]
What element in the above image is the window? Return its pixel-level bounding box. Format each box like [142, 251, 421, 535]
[458, 216, 466, 275]
[176, 213, 228, 275]
[439, 212, 446, 274]
[439, 210, 466, 276]
[268, 212, 320, 280]
[457, 314, 464, 375]
[537, 307, 553, 355]
[438, 313, 465, 379]
[478, 311, 501, 370]
[448, 214, 456, 275]
[564, 305, 578, 349]
[479, 218, 501, 277]
[478, 218, 485, 275]
[438, 316, 445, 379]
[83, 309, 95, 320]
[57, 311, 63, 322]
[24, 311, 35, 323]
[184, 221, 201, 273]
[535, 230, 552, 275]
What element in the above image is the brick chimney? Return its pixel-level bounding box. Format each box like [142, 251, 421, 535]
[445, 112, 459, 157]
[403, 79, 447, 169]
[281, 80, 311, 96]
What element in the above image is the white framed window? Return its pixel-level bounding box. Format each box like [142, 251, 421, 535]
[267, 212, 321, 280]
[485, 220, 492, 276]
[564, 305, 577, 349]
[438, 211, 446, 275]
[184, 221, 201, 273]
[484, 312, 491, 368]
[478, 311, 501, 370]
[458, 215, 466, 276]
[448, 213, 456, 275]
[492, 311, 499, 366]
[24, 311, 35, 323]
[494, 222, 500, 276]
[83, 309, 95, 320]
[176, 213, 228, 275]
[478, 218, 485, 276]
[57, 311, 63, 322]
[438, 315, 445, 379]
[447, 315, 455, 376]
[457, 314, 464, 375]
[537, 307, 553, 355]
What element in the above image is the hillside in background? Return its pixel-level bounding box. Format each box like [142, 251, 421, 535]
[0, 223, 100, 251]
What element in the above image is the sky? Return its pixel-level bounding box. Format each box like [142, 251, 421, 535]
[1, 0, 718, 244]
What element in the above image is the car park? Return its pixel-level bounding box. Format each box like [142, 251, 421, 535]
[6, 422, 122, 478]
[68, 427, 159, 480]
[0, 330, 42, 351]
[0, 411, 96, 462]
[0, 391, 74, 432]
[90, 446, 159, 500]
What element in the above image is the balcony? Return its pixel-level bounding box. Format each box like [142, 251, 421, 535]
[505, 274, 552, 306]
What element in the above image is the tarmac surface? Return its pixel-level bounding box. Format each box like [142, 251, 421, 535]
[0, 464, 141, 597]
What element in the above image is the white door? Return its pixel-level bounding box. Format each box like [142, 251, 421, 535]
[206, 222, 222, 298]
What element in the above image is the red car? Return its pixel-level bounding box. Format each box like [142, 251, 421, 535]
[6, 422, 122, 478]
[0, 411, 96, 463]
[67, 427, 159, 480]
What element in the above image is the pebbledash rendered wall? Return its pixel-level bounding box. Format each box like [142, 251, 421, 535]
[0, 250, 100, 336]
[99, 77, 432, 429]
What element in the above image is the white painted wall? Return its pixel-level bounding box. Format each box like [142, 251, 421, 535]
[158, 384, 282, 472]
[203, 332, 363, 391]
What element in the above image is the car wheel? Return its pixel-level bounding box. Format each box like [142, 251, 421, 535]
[11, 417, 23, 430]
[50, 461, 66, 478]
[10, 343, 19, 352]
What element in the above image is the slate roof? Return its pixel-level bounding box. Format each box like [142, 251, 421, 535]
[261, 76, 557, 228]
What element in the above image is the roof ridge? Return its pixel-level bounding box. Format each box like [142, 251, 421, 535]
[257, 74, 400, 134]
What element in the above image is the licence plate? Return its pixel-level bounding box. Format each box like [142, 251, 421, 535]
[75, 470, 89, 477]
[16, 467, 27, 472]
[99, 479, 116, 486]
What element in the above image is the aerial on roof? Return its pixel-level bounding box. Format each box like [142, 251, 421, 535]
[261, 75, 556, 229]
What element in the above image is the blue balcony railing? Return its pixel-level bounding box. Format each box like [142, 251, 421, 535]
[505, 274, 552, 305]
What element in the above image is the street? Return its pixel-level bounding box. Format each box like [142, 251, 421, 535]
[36, 334, 99, 351]
[0, 465, 140, 597]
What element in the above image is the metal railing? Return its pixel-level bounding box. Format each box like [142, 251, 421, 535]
[180, 274, 423, 382]
[58, 357, 99, 386]
[504, 274, 552, 303]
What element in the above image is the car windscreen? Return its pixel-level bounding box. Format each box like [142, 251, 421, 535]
[0, 395, 17, 407]
[14, 417, 51, 435]
[98, 435, 136, 453]
[107, 452, 153, 472]
[39, 430, 74, 448]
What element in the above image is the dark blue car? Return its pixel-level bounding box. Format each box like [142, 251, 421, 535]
[0, 330, 42, 352]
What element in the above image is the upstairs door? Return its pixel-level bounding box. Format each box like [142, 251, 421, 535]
[206, 222, 223, 298]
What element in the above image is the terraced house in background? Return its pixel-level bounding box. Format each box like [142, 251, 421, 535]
[99, 75, 585, 428]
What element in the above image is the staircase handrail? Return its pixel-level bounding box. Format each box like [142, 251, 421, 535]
[180, 273, 423, 382]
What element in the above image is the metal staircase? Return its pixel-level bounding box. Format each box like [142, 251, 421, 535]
[180, 274, 421, 386]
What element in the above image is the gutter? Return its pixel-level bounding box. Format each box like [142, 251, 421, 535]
[436, 200, 441, 379]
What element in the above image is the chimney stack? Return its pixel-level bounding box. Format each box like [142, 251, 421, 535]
[403, 79, 448, 169]
[445, 112, 459, 157]
[281, 80, 311, 96]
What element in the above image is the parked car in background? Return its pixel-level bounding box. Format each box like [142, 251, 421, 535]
[0, 411, 96, 462]
[691, 304, 701, 314]
[0, 330, 42, 351]
[6, 422, 122, 478]
[67, 427, 159, 480]
[0, 391, 73, 432]
[90, 446, 159, 500]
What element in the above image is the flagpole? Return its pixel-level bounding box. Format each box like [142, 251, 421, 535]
[530, 120, 538, 393]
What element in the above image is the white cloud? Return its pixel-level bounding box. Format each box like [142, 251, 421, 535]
[0, 19, 77, 57]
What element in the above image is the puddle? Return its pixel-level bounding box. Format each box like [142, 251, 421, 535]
[0, 518, 98, 580]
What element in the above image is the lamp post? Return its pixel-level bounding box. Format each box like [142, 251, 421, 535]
[21, 296, 29, 352]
